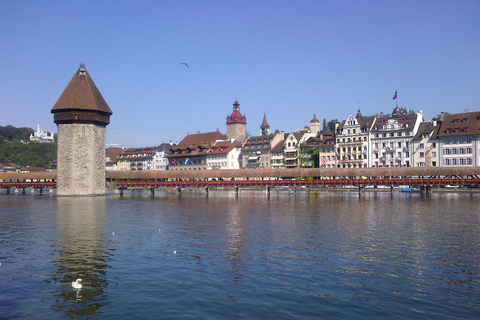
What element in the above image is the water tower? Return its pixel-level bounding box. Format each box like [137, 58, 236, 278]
[51, 65, 113, 196]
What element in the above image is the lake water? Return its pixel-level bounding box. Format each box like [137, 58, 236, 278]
[1, 189, 479, 319]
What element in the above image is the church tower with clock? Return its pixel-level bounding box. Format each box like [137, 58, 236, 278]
[226, 100, 247, 142]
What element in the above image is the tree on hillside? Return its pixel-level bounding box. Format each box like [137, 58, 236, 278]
[0, 125, 34, 141]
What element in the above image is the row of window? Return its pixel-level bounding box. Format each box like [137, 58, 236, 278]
[374, 141, 410, 149]
[443, 148, 472, 154]
[444, 138, 473, 144]
[374, 131, 412, 138]
[374, 152, 409, 159]
[338, 137, 367, 143]
[244, 144, 270, 149]
[340, 146, 366, 152]
[444, 158, 473, 165]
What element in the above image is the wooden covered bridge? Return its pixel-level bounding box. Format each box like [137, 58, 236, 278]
[1, 167, 480, 195]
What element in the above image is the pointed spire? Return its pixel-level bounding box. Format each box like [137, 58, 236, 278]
[51, 65, 112, 126]
[356, 107, 362, 118]
[260, 113, 270, 129]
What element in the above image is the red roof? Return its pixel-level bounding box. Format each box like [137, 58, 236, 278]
[226, 100, 246, 124]
[51, 65, 112, 115]
[437, 111, 480, 137]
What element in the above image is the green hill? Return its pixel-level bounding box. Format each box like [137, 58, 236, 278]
[0, 125, 57, 168]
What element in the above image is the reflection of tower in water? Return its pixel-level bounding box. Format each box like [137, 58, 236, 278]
[51, 197, 111, 317]
[224, 202, 249, 284]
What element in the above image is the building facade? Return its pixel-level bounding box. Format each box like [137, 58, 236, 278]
[370, 110, 423, 167]
[154, 143, 172, 170]
[336, 112, 374, 168]
[206, 140, 243, 170]
[411, 122, 439, 167]
[437, 111, 480, 167]
[116, 147, 155, 171]
[168, 131, 227, 170]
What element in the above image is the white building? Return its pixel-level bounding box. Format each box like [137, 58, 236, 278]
[436, 110, 480, 167]
[411, 122, 440, 167]
[30, 124, 55, 143]
[154, 143, 172, 170]
[336, 111, 375, 168]
[206, 140, 243, 170]
[370, 109, 423, 167]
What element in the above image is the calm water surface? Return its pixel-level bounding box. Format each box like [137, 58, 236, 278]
[0, 189, 479, 319]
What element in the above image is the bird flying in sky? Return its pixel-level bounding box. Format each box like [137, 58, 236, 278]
[181, 62, 189, 68]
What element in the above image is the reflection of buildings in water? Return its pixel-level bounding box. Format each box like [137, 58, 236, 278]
[224, 203, 249, 284]
[51, 197, 111, 317]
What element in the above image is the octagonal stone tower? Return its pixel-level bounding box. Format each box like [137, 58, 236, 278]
[51, 64, 113, 196]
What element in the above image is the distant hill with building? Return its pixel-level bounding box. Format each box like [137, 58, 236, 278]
[0, 125, 57, 168]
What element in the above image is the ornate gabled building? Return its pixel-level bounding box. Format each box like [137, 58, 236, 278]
[226, 100, 247, 142]
[284, 132, 305, 168]
[436, 110, 480, 166]
[51, 64, 113, 195]
[336, 113, 375, 168]
[370, 110, 423, 168]
[167, 131, 226, 170]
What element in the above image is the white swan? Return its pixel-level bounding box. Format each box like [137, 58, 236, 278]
[71, 278, 82, 289]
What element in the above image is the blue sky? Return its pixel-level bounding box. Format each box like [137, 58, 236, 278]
[1, 0, 479, 147]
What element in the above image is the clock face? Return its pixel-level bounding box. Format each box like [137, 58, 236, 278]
[238, 125, 245, 133]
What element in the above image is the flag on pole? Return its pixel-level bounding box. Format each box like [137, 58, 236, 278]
[393, 91, 397, 100]
[185, 158, 192, 165]
[171, 158, 178, 165]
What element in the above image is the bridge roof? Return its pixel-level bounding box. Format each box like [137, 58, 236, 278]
[2, 167, 480, 182]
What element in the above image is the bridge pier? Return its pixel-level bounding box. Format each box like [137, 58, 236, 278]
[177, 187, 182, 196]
[23, 188, 26, 194]
[358, 185, 363, 194]
[266, 186, 270, 197]
[205, 187, 209, 197]
[6, 187, 10, 194]
[420, 185, 432, 197]
[31, 188, 35, 195]
[235, 185, 239, 197]
[149, 188, 155, 197]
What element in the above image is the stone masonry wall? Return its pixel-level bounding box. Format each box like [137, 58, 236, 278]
[57, 123, 106, 196]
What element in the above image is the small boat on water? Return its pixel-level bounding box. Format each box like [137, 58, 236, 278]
[401, 187, 421, 193]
